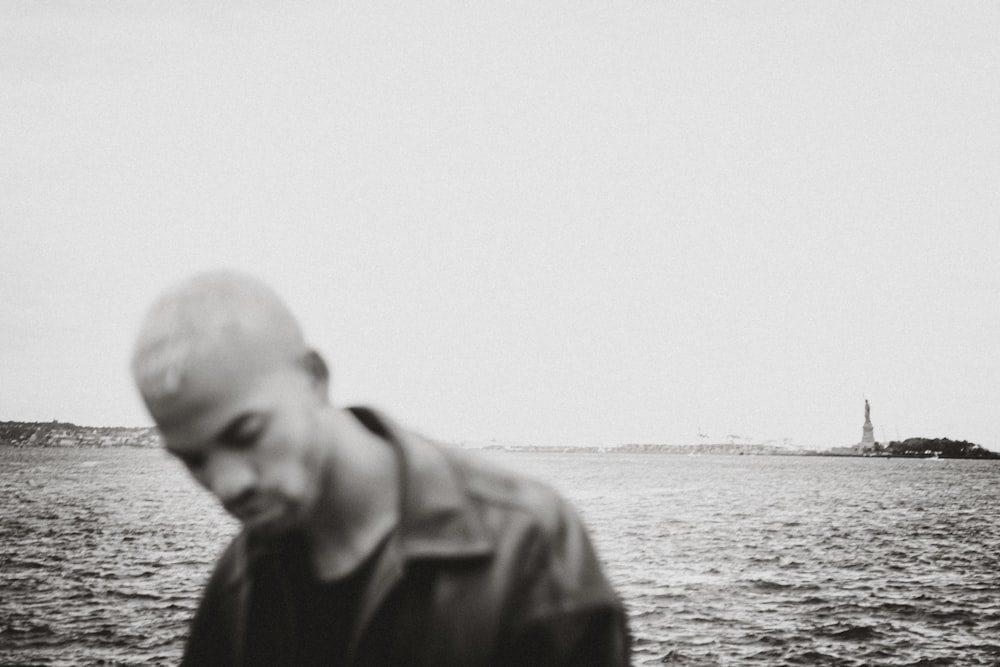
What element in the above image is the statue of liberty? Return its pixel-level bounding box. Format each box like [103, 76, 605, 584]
[860, 399, 875, 450]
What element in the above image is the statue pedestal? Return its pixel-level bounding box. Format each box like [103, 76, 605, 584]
[860, 420, 875, 450]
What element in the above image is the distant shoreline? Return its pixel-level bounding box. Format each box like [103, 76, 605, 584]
[476, 444, 999, 459]
[3, 420, 996, 459]
[0, 421, 158, 448]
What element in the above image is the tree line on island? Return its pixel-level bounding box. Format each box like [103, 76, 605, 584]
[871, 437, 999, 459]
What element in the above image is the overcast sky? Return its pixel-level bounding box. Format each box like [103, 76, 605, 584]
[2, 2, 998, 450]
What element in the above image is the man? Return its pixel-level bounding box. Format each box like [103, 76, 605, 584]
[131, 270, 629, 666]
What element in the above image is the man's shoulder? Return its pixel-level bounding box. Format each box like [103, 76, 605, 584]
[436, 445, 576, 533]
[437, 444, 622, 612]
[353, 406, 572, 528]
[351, 406, 594, 561]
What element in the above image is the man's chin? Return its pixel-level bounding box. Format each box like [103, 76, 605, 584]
[241, 507, 297, 539]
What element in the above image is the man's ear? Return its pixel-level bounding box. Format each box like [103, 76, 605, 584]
[300, 349, 330, 399]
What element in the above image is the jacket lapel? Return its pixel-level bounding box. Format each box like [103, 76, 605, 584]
[345, 407, 494, 661]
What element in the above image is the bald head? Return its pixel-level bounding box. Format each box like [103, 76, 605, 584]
[131, 271, 312, 411]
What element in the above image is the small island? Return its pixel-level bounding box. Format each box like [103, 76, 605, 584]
[878, 437, 999, 459]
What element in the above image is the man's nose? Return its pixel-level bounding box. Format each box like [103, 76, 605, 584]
[202, 452, 256, 508]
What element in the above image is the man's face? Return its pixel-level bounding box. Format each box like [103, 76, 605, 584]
[147, 349, 327, 538]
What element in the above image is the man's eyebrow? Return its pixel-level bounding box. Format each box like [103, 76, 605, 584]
[216, 413, 263, 443]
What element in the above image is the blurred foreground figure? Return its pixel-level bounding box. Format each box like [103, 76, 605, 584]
[131, 271, 629, 666]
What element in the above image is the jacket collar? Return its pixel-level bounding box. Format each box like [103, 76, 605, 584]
[347, 405, 494, 560]
[345, 406, 497, 661]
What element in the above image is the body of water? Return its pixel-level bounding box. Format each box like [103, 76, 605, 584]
[1, 446, 998, 665]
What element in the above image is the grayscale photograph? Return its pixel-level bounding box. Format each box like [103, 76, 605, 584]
[2, 2, 998, 666]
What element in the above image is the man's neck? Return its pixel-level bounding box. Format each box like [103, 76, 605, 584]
[303, 408, 400, 581]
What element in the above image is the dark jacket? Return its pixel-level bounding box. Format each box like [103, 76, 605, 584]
[182, 407, 630, 666]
